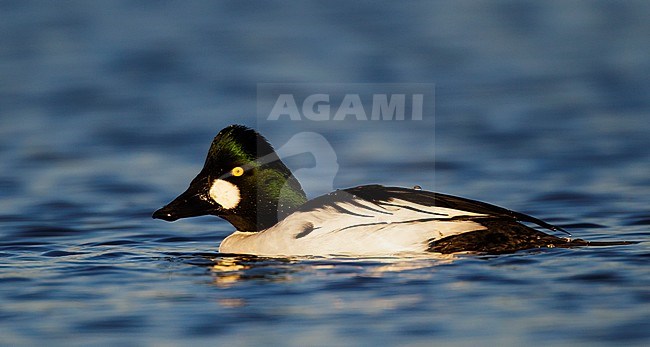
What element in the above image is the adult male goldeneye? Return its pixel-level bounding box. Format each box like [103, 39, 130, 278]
[153, 125, 608, 257]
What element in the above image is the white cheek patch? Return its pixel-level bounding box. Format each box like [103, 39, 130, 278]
[209, 179, 241, 209]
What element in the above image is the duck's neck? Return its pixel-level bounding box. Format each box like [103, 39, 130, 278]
[224, 174, 307, 232]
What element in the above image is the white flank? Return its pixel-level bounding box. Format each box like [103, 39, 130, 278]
[219, 195, 489, 257]
[209, 179, 241, 209]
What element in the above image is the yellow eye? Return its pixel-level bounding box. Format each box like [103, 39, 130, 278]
[231, 166, 244, 177]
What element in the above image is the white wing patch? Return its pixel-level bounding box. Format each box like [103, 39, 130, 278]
[209, 179, 240, 209]
[219, 195, 489, 256]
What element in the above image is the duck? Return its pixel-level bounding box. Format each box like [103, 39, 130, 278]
[152, 124, 611, 257]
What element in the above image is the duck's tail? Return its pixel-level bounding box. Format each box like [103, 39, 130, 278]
[428, 219, 638, 254]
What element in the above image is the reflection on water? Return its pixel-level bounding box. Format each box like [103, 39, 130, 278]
[207, 253, 459, 288]
[209, 255, 296, 287]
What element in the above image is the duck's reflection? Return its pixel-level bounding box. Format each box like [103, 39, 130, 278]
[205, 254, 297, 287]
[200, 253, 458, 288]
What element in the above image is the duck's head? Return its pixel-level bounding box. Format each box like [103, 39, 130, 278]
[152, 125, 307, 232]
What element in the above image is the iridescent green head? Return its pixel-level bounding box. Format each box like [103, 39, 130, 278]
[153, 125, 307, 231]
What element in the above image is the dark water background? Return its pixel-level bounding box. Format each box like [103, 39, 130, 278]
[1, 1, 649, 346]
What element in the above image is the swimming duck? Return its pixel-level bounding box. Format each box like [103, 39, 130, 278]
[153, 124, 594, 257]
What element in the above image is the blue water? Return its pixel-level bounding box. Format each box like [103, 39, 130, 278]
[1, 1, 649, 346]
